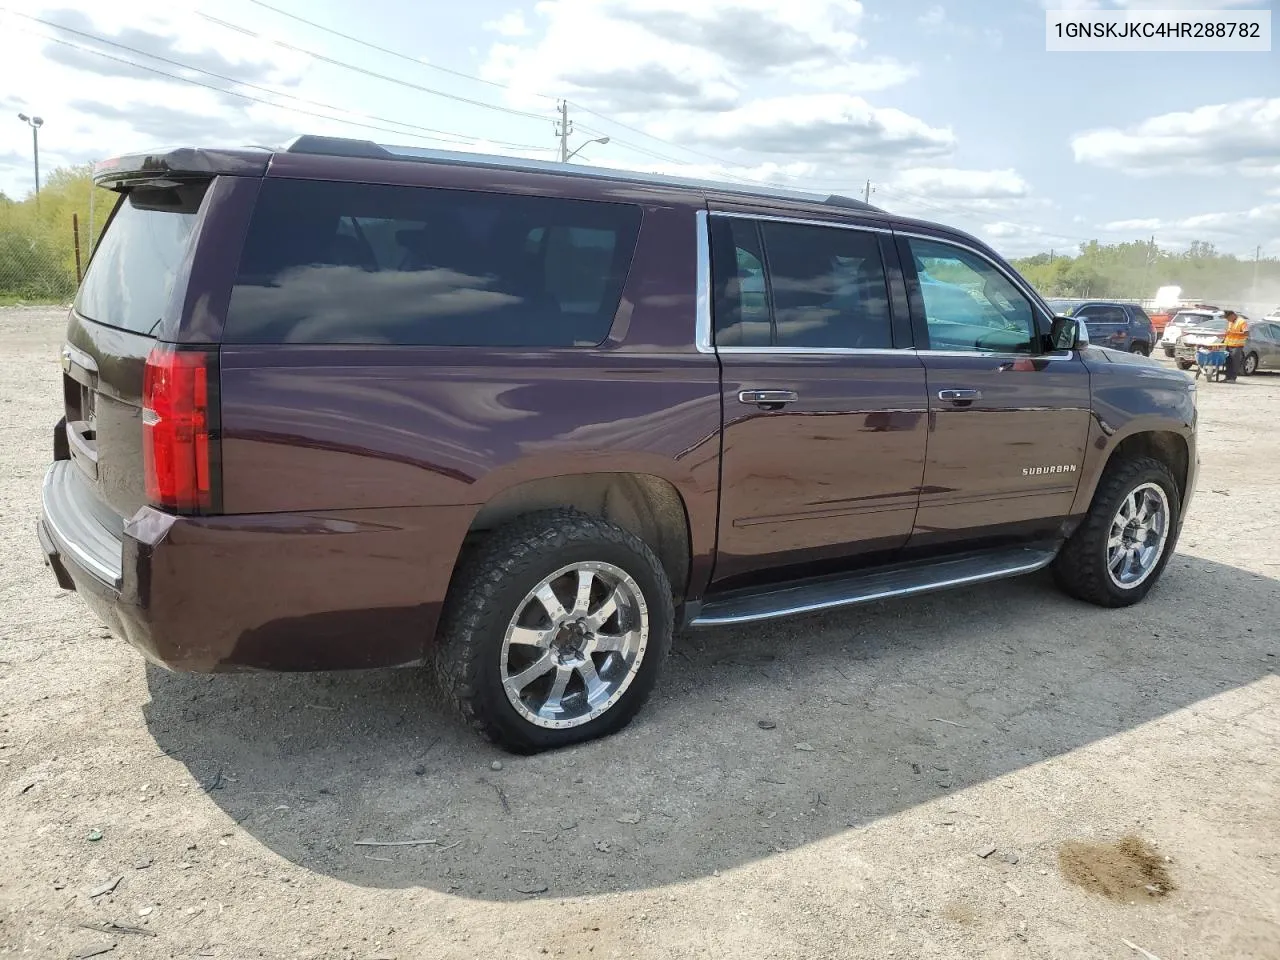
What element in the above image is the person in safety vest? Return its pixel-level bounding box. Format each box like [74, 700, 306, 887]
[1223, 310, 1249, 382]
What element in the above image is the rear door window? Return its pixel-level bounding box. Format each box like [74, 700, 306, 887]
[225, 180, 642, 346]
[74, 183, 208, 335]
[709, 216, 895, 349]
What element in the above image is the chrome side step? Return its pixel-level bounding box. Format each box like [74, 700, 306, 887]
[689, 544, 1059, 628]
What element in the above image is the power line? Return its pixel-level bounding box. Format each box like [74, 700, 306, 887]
[11, 10, 548, 151]
[8, 26, 546, 153]
[196, 12, 550, 123]
[239, 1, 771, 177]
[244, 0, 552, 100]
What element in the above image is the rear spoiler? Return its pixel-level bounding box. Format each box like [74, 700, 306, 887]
[93, 147, 272, 189]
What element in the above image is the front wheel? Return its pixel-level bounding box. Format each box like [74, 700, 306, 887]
[1244, 352, 1259, 376]
[433, 510, 673, 752]
[1053, 456, 1180, 607]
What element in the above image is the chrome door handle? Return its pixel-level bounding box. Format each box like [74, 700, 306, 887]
[937, 388, 982, 404]
[739, 389, 798, 410]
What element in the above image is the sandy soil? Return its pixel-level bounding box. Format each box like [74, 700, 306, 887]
[1, 307, 1277, 959]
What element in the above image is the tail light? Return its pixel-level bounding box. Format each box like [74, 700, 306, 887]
[143, 344, 219, 513]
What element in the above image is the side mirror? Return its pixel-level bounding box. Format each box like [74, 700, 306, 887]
[1051, 315, 1090, 351]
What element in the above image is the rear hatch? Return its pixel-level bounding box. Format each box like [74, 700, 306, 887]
[61, 181, 212, 524]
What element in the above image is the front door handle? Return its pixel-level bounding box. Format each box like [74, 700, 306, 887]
[937, 388, 982, 405]
[739, 389, 798, 410]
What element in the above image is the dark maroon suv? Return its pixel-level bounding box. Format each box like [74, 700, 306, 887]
[38, 136, 1198, 751]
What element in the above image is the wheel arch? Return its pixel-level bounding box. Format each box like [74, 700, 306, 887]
[461, 472, 695, 600]
[1072, 425, 1191, 519]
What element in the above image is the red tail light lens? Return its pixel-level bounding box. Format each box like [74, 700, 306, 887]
[143, 345, 216, 513]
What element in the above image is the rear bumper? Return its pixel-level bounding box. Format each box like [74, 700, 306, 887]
[38, 462, 471, 672]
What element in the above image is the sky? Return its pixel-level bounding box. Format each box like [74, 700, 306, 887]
[0, 0, 1277, 261]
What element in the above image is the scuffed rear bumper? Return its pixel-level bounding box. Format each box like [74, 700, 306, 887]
[38, 462, 470, 672]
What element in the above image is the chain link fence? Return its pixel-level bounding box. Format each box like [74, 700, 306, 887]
[1, 165, 106, 305]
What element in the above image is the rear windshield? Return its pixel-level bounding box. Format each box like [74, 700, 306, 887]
[225, 179, 643, 347]
[74, 183, 207, 336]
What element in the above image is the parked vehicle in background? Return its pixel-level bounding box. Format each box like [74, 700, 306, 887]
[1160, 308, 1220, 357]
[1046, 300, 1155, 355]
[1177, 316, 1280, 376]
[1149, 311, 1173, 337]
[38, 136, 1199, 752]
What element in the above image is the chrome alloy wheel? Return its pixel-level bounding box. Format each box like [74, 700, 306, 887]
[500, 561, 650, 729]
[1106, 482, 1170, 589]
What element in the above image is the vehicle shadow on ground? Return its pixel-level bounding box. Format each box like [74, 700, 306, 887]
[143, 552, 1276, 901]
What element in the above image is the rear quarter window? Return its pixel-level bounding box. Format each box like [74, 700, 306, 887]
[224, 179, 642, 346]
[74, 183, 208, 335]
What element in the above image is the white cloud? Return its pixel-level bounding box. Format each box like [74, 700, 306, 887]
[916, 4, 1002, 46]
[890, 167, 1029, 200]
[978, 221, 1084, 258]
[482, 11, 530, 37]
[662, 94, 955, 159]
[1100, 201, 1280, 255]
[793, 59, 918, 92]
[1103, 217, 1162, 231]
[1038, 0, 1267, 8]
[918, 5, 947, 27]
[482, 0, 915, 114]
[1072, 98, 1280, 175]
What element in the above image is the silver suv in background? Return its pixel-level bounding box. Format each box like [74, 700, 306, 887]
[1160, 309, 1220, 357]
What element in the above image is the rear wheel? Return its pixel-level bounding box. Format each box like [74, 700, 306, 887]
[1244, 352, 1259, 376]
[433, 510, 673, 752]
[1130, 342, 1149, 356]
[1053, 456, 1180, 607]
[1176, 359, 1193, 370]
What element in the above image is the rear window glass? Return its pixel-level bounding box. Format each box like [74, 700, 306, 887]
[225, 179, 642, 346]
[74, 184, 207, 335]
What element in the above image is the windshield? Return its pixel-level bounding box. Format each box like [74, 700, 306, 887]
[1046, 299, 1074, 314]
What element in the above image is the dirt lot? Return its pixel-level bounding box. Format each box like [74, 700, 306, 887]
[1, 306, 1277, 959]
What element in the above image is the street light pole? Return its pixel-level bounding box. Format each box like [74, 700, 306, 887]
[17, 113, 44, 208]
[564, 136, 610, 163]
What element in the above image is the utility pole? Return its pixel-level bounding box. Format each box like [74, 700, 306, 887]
[17, 113, 43, 208]
[1254, 244, 1262, 294]
[1142, 234, 1155, 292]
[863, 179, 872, 204]
[555, 101, 572, 163]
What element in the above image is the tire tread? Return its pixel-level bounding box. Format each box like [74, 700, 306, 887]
[1053, 455, 1179, 607]
[433, 509, 673, 751]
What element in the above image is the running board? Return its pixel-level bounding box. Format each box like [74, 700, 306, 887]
[689, 544, 1059, 628]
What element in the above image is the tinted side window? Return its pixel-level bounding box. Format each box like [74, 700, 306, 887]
[710, 218, 771, 347]
[907, 238, 1036, 354]
[759, 222, 893, 349]
[225, 180, 641, 346]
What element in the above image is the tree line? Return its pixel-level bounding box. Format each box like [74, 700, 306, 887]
[0, 164, 113, 304]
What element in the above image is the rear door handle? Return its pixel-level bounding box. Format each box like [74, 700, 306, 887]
[937, 388, 982, 405]
[738, 389, 799, 410]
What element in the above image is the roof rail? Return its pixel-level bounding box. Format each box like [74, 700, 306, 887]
[278, 134, 881, 212]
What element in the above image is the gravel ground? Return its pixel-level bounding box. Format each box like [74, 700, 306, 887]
[1, 306, 1277, 960]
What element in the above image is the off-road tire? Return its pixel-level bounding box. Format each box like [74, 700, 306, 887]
[1053, 456, 1180, 608]
[433, 509, 673, 753]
